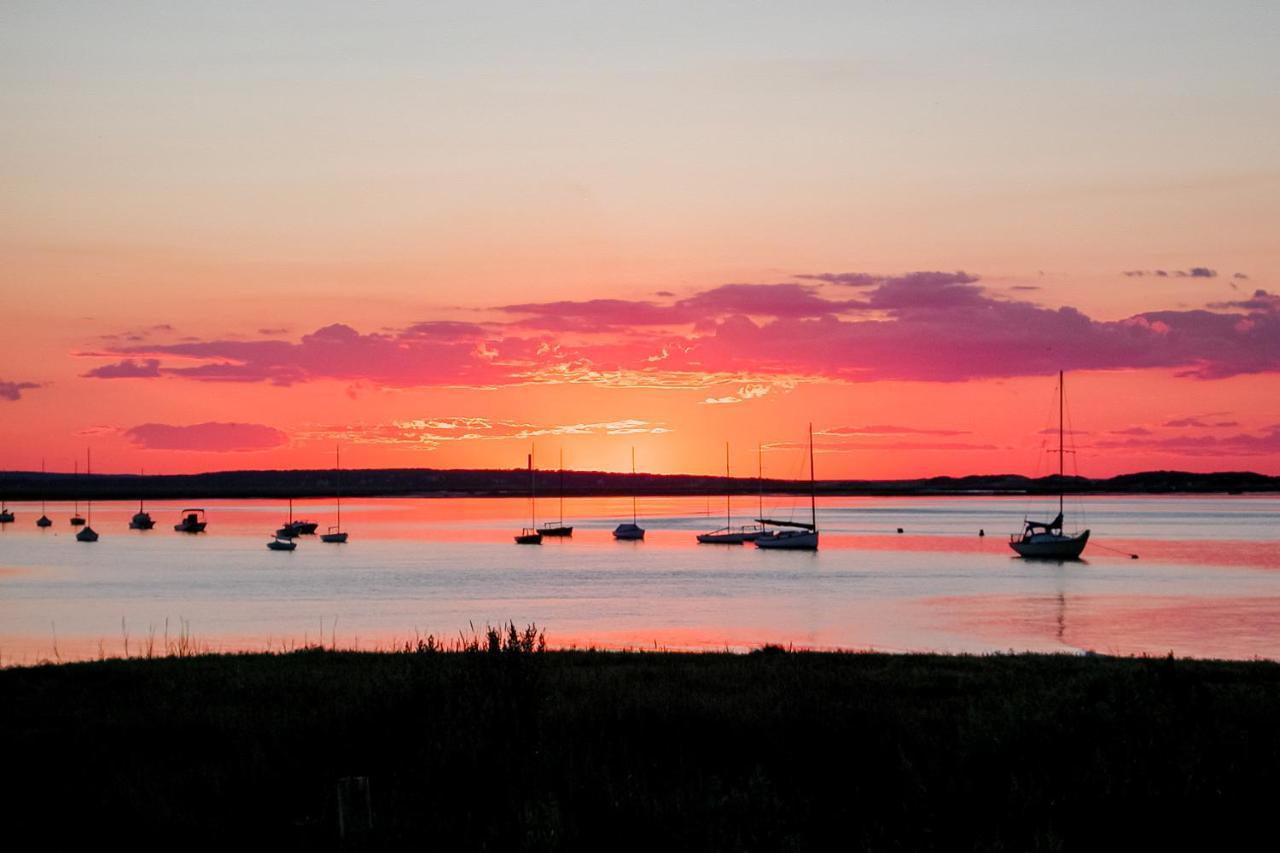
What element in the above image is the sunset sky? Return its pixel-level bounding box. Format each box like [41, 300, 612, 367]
[2, 1, 1278, 478]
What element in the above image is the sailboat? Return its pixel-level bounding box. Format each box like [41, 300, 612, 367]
[75, 449, 99, 542]
[697, 443, 764, 544]
[321, 445, 349, 543]
[69, 459, 86, 526]
[1010, 370, 1090, 559]
[267, 534, 297, 551]
[36, 459, 52, 527]
[755, 424, 819, 550]
[129, 469, 155, 529]
[539, 448, 573, 537]
[514, 450, 543, 544]
[612, 447, 645, 540]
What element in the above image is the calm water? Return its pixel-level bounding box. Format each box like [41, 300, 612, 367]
[1, 494, 1277, 664]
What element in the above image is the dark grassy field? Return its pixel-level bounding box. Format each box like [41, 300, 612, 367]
[3, 636, 1278, 850]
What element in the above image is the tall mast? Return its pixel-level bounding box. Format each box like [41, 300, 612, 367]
[86, 448, 92, 525]
[41, 458, 46, 515]
[1059, 369, 1064, 518]
[725, 442, 731, 530]
[559, 447, 564, 527]
[335, 444, 341, 530]
[808, 423, 816, 529]
[758, 444, 763, 520]
[528, 449, 536, 529]
[631, 447, 637, 525]
[139, 468, 144, 513]
[74, 458, 79, 516]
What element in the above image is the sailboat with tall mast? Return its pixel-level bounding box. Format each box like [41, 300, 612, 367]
[130, 468, 155, 529]
[69, 458, 86, 526]
[36, 458, 52, 527]
[321, 445, 349, 543]
[540, 447, 573, 537]
[612, 447, 645, 540]
[697, 443, 764, 543]
[1010, 370, 1090, 559]
[755, 424, 819, 550]
[515, 448, 543, 544]
[75, 449, 99, 542]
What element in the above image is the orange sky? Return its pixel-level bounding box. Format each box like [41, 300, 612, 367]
[2, 3, 1278, 478]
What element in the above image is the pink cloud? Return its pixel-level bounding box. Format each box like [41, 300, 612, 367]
[124, 422, 289, 452]
[1095, 426, 1280, 457]
[0, 380, 41, 401]
[81, 358, 163, 379]
[81, 275, 1280, 388]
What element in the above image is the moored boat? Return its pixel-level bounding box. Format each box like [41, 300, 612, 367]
[612, 447, 645, 541]
[515, 450, 543, 544]
[1009, 371, 1090, 560]
[174, 508, 207, 533]
[755, 424, 819, 551]
[539, 448, 573, 537]
[321, 445, 349, 543]
[698, 443, 764, 544]
[129, 470, 155, 529]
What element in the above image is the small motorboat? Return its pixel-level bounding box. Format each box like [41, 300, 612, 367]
[0, 505, 13, 524]
[174, 508, 207, 533]
[267, 535, 297, 551]
[277, 498, 317, 537]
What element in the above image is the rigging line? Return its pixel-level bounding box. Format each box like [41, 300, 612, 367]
[1091, 540, 1140, 559]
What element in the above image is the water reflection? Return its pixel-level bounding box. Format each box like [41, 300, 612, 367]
[0, 495, 1277, 664]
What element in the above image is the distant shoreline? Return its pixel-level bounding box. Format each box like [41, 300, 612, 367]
[1, 467, 1277, 501]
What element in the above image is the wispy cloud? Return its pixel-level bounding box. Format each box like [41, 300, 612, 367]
[1123, 267, 1217, 278]
[299, 417, 671, 449]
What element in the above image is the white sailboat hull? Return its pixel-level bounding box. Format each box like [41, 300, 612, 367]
[1010, 529, 1089, 559]
[755, 530, 818, 550]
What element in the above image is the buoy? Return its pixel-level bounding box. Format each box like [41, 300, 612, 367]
[896, 527, 904, 534]
[979, 529, 985, 537]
